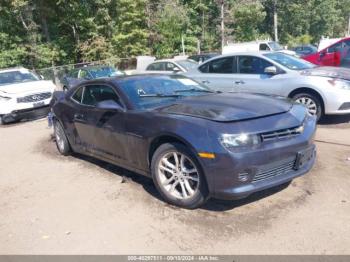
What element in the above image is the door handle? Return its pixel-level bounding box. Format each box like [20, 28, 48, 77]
[235, 80, 245, 85]
[74, 113, 85, 121]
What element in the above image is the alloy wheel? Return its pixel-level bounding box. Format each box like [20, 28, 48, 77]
[157, 151, 200, 200]
[295, 96, 318, 116]
[55, 123, 66, 152]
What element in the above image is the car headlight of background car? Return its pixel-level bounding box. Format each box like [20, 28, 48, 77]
[220, 133, 261, 148]
[328, 79, 350, 90]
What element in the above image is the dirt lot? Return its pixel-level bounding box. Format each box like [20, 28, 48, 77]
[0, 116, 350, 254]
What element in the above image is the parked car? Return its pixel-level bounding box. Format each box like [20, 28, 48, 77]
[302, 37, 350, 68]
[0, 67, 55, 124]
[223, 41, 296, 56]
[188, 53, 219, 63]
[61, 65, 124, 91]
[144, 59, 198, 74]
[51, 74, 316, 209]
[184, 51, 350, 120]
[292, 44, 317, 56]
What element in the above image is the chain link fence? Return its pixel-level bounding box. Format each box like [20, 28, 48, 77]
[36, 57, 137, 90]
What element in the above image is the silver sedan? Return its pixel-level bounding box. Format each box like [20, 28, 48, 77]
[184, 51, 350, 120]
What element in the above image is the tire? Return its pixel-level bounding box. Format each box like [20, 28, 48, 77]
[54, 120, 71, 155]
[292, 92, 323, 121]
[151, 143, 209, 209]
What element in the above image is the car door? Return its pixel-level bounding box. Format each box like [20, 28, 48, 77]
[190, 56, 239, 92]
[74, 84, 128, 163]
[319, 42, 342, 66]
[234, 55, 287, 95]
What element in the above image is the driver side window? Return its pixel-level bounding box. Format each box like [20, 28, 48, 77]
[81, 85, 121, 106]
[166, 62, 179, 71]
[238, 56, 273, 74]
[328, 42, 342, 53]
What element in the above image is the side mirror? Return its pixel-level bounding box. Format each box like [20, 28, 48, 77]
[173, 67, 181, 73]
[264, 66, 278, 75]
[96, 100, 123, 111]
[40, 75, 45, 80]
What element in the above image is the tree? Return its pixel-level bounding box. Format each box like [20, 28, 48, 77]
[112, 0, 150, 57]
[230, 0, 267, 42]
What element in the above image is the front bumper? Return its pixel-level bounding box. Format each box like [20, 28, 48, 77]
[211, 147, 316, 200]
[323, 88, 350, 115]
[202, 113, 317, 200]
[1, 105, 50, 123]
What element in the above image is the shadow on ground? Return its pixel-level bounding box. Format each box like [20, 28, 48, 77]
[318, 114, 350, 125]
[69, 151, 291, 212]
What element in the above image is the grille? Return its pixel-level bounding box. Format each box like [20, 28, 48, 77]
[17, 92, 52, 103]
[261, 126, 303, 142]
[253, 158, 296, 183]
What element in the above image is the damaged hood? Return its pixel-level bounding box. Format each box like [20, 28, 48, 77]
[301, 66, 350, 81]
[157, 93, 293, 122]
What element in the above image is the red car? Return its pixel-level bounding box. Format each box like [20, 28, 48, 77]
[302, 37, 350, 67]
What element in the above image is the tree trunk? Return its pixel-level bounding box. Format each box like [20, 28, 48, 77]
[220, 1, 225, 51]
[273, 0, 278, 42]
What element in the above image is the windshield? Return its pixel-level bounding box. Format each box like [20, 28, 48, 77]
[119, 76, 214, 109]
[268, 42, 283, 51]
[89, 66, 123, 78]
[264, 52, 316, 70]
[176, 60, 198, 71]
[0, 70, 40, 86]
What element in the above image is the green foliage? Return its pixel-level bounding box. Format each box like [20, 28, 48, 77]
[286, 34, 313, 48]
[1, 0, 350, 69]
[112, 0, 150, 57]
[152, 1, 190, 57]
[230, 1, 267, 42]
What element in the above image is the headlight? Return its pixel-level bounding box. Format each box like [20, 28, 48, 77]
[328, 79, 350, 90]
[220, 133, 261, 148]
[0, 95, 11, 101]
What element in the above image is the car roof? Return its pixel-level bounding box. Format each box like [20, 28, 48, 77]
[76, 65, 114, 70]
[0, 67, 29, 73]
[208, 51, 272, 58]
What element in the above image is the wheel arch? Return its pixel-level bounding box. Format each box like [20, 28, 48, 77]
[288, 87, 325, 113]
[148, 133, 211, 196]
[148, 134, 197, 168]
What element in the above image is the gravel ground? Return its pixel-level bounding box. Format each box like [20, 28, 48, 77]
[0, 117, 350, 254]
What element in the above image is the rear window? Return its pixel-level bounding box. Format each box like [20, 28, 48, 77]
[199, 57, 235, 74]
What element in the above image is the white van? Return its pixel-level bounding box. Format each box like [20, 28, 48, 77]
[222, 41, 296, 56]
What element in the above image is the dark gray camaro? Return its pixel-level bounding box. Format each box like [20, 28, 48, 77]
[52, 74, 317, 209]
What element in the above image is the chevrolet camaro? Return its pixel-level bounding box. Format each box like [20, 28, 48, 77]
[51, 74, 317, 209]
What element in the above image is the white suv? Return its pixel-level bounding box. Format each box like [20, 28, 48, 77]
[0, 67, 56, 124]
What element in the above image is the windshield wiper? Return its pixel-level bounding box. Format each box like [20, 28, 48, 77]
[174, 88, 215, 93]
[139, 93, 183, 98]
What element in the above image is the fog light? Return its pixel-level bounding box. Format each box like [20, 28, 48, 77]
[238, 172, 249, 182]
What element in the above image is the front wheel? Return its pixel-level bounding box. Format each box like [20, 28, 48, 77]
[151, 143, 209, 209]
[292, 93, 323, 120]
[54, 120, 71, 155]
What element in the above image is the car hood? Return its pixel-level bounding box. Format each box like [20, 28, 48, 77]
[156, 93, 293, 122]
[301, 66, 350, 80]
[0, 80, 55, 95]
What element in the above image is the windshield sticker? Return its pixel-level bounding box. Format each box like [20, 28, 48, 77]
[137, 89, 146, 95]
